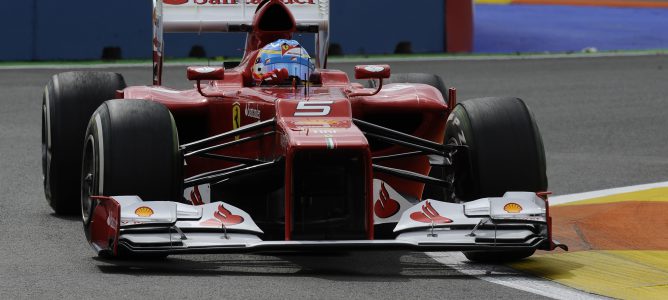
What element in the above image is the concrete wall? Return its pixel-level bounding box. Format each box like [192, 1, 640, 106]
[0, 0, 445, 61]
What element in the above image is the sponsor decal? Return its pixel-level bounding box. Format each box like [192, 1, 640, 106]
[163, 0, 189, 4]
[232, 102, 241, 139]
[364, 65, 385, 73]
[164, 0, 315, 5]
[121, 220, 146, 226]
[503, 202, 523, 213]
[410, 201, 453, 224]
[190, 185, 204, 205]
[312, 129, 336, 134]
[200, 204, 244, 226]
[245, 103, 261, 120]
[292, 119, 344, 128]
[374, 182, 400, 219]
[134, 206, 154, 217]
[294, 120, 332, 126]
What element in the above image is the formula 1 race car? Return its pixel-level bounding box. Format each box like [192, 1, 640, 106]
[41, 0, 566, 261]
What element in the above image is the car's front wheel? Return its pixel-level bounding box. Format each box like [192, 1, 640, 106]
[81, 99, 183, 227]
[445, 97, 547, 262]
[43, 72, 126, 214]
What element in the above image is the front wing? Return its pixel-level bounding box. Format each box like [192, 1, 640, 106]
[86, 193, 567, 256]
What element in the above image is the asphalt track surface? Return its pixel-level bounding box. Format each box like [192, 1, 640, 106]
[1, 55, 667, 299]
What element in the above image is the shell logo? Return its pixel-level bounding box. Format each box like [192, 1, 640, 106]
[135, 206, 155, 217]
[503, 203, 523, 213]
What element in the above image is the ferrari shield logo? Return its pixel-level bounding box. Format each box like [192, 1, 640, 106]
[232, 102, 241, 140]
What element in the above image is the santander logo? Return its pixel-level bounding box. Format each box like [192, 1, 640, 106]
[410, 201, 453, 224]
[163, 0, 315, 5]
[200, 204, 244, 226]
[163, 0, 188, 4]
[374, 183, 400, 218]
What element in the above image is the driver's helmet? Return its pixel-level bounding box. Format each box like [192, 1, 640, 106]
[252, 39, 315, 83]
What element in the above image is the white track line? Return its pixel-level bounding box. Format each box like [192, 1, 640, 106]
[549, 181, 668, 206]
[427, 181, 668, 299]
[428, 252, 609, 300]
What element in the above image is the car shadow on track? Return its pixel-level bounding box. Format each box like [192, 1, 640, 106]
[94, 251, 485, 282]
[95, 251, 544, 282]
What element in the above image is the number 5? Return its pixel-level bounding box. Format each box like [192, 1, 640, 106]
[294, 101, 333, 116]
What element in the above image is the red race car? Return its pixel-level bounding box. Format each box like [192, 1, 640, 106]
[42, 0, 566, 261]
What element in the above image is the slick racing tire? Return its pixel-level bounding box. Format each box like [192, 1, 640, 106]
[42, 72, 126, 215]
[81, 99, 182, 227]
[374, 73, 450, 201]
[445, 97, 547, 262]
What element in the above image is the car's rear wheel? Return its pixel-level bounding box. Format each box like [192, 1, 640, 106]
[81, 99, 182, 227]
[445, 97, 547, 262]
[43, 72, 126, 215]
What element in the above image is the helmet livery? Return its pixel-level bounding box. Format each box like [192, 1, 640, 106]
[253, 39, 314, 83]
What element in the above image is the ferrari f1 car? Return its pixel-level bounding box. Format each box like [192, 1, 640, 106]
[42, 0, 566, 261]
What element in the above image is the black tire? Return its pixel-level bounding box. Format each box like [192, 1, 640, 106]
[42, 72, 126, 215]
[446, 97, 547, 200]
[445, 97, 547, 262]
[81, 99, 182, 227]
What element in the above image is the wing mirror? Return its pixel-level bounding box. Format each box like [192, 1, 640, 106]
[354, 65, 391, 80]
[349, 65, 391, 97]
[187, 66, 225, 81]
[187, 66, 225, 96]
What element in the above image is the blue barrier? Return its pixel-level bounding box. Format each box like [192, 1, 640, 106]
[0, 0, 444, 61]
[475, 4, 668, 53]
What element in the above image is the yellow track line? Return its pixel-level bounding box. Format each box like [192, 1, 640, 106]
[508, 186, 668, 298]
[556, 187, 668, 206]
[511, 251, 668, 299]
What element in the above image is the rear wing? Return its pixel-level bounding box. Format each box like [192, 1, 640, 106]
[152, 0, 330, 85]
